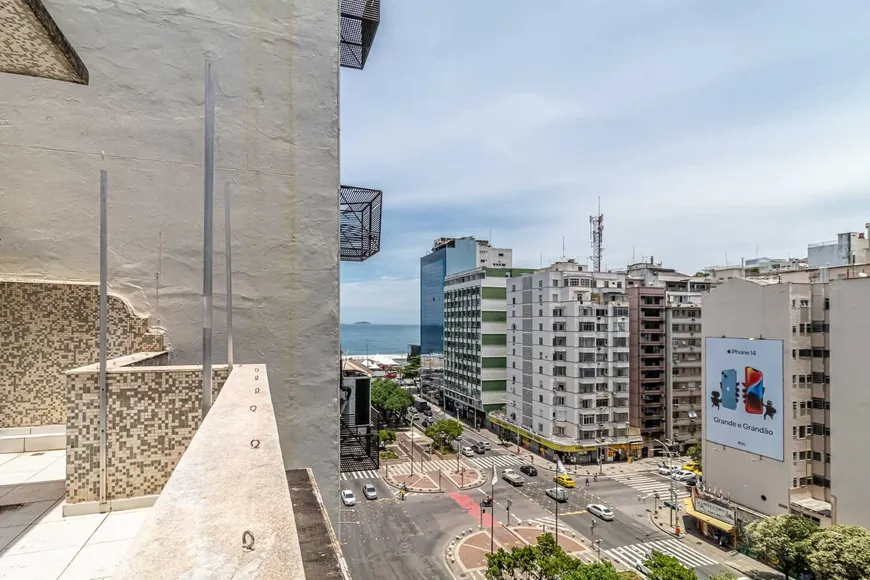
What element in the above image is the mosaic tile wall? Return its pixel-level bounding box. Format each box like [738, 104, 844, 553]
[66, 367, 230, 504]
[0, 281, 165, 428]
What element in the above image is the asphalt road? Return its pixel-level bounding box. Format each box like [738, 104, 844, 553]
[339, 475, 463, 580]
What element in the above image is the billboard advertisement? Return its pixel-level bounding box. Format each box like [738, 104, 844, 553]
[705, 337, 784, 461]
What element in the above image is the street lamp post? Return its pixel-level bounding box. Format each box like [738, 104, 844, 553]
[654, 438, 679, 529]
[410, 421, 415, 476]
[555, 495, 559, 547]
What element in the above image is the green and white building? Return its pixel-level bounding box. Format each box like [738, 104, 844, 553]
[443, 266, 535, 428]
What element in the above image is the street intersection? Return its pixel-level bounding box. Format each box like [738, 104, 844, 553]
[339, 410, 739, 580]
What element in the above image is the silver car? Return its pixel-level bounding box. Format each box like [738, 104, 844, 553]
[341, 489, 356, 507]
[587, 503, 614, 521]
[362, 484, 377, 500]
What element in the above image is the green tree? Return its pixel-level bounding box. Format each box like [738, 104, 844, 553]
[799, 525, 870, 580]
[686, 445, 702, 468]
[370, 378, 414, 425]
[746, 514, 816, 579]
[402, 355, 421, 380]
[424, 418, 463, 449]
[378, 429, 396, 449]
[485, 533, 622, 580]
[644, 550, 697, 580]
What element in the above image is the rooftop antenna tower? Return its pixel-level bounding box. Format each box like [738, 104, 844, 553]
[589, 197, 604, 272]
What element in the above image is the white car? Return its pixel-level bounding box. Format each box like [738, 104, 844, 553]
[635, 559, 652, 576]
[483, 442, 492, 451]
[587, 503, 614, 521]
[341, 489, 356, 506]
[362, 484, 377, 500]
[672, 470, 696, 482]
[657, 465, 677, 476]
[462, 446, 475, 457]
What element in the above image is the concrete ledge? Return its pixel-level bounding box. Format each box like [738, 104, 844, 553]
[62, 495, 158, 517]
[0, 426, 66, 453]
[113, 364, 307, 580]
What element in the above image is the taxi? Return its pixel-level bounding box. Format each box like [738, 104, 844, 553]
[553, 474, 575, 488]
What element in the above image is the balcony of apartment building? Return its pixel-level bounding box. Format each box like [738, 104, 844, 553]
[641, 381, 665, 396]
[0, 282, 345, 579]
[639, 332, 664, 344]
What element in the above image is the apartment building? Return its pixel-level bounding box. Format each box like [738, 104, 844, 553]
[626, 263, 711, 455]
[807, 229, 870, 268]
[442, 266, 534, 428]
[492, 260, 642, 465]
[702, 274, 870, 529]
[420, 237, 512, 354]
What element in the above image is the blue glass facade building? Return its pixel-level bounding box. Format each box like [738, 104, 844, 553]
[420, 238, 479, 354]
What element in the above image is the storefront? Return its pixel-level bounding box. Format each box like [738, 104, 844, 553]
[488, 416, 642, 464]
[683, 497, 736, 549]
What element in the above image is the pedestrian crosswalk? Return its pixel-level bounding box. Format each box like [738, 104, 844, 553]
[468, 455, 526, 470]
[605, 539, 717, 573]
[607, 473, 691, 500]
[387, 459, 462, 476]
[384, 454, 526, 476]
[340, 469, 382, 481]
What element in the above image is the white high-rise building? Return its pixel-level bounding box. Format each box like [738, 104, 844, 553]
[493, 260, 642, 465]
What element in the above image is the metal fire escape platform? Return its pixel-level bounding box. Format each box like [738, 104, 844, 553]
[340, 185, 382, 262]
[340, 0, 380, 70]
[0, 0, 89, 84]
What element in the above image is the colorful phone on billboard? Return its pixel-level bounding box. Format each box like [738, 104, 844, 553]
[744, 366, 764, 414]
[720, 369, 738, 410]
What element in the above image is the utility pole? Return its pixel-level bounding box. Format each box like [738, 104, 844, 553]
[490, 460, 495, 554]
[555, 497, 560, 546]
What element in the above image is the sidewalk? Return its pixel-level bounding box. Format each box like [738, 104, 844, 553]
[446, 524, 594, 579]
[650, 512, 784, 580]
[473, 428, 686, 476]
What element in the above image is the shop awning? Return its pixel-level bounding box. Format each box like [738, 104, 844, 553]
[683, 498, 734, 533]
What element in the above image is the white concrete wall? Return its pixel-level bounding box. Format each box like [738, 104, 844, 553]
[702, 279, 796, 516]
[828, 278, 870, 527]
[0, 0, 340, 523]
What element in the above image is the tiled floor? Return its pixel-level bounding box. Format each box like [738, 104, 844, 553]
[0, 452, 152, 579]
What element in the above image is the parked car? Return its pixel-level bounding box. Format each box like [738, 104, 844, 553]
[462, 446, 475, 457]
[554, 474, 576, 488]
[519, 465, 538, 477]
[587, 503, 614, 521]
[341, 490, 356, 507]
[362, 484, 377, 500]
[634, 559, 652, 576]
[546, 487, 568, 502]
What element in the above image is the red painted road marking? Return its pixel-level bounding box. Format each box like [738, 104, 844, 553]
[449, 491, 494, 528]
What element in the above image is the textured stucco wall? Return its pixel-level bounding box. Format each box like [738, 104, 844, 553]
[66, 365, 229, 503]
[0, 0, 340, 522]
[0, 280, 165, 428]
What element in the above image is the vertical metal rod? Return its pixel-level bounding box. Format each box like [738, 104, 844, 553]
[98, 170, 109, 506]
[202, 58, 215, 416]
[224, 182, 233, 370]
[490, 460, 495, 553]
[555, 496, 559, 546]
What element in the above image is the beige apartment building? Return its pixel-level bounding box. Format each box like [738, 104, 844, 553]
[702, 274, 870, 529]
[626, 262, 711, 455]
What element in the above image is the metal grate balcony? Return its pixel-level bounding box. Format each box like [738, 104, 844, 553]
[340, 185, 382, 262]
[340, 0, 380, 70]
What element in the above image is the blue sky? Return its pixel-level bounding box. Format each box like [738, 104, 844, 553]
[340, 1, 870, 324]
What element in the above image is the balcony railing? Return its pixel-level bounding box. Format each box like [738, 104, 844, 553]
[340, 185, 383, 261]
[340, 0, 380, 69]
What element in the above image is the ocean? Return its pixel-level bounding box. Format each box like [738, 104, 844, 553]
[340, 324, 420, 355]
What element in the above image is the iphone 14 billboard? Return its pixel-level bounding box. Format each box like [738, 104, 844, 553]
[705, 338, 783, 461]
